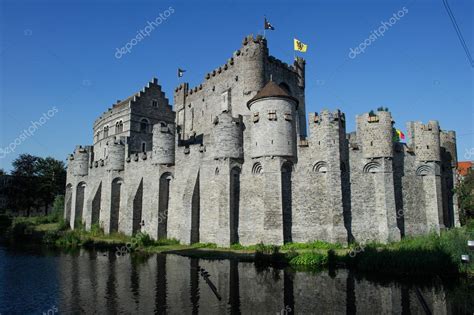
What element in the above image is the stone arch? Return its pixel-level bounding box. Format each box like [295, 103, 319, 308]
[363, 161, 382, 173]
[281, 162, 293, 243]
[65, 184, 73, 224]
[158, 172, 173, 239]
[230, 166, 241, 244]
[75, 182, 86, 228]
[416, 164, 433, 176]
[252, 162, 263, 174]
[110, 177, 123, 233]
[313, 161, 328, 173]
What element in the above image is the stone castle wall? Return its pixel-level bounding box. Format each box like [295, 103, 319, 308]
[64, 35, 459, 246]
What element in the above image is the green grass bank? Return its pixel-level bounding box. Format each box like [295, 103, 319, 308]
[1, 215, 473, 277]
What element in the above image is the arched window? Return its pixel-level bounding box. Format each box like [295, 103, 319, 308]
[103, 126, 109, 138]
[140, 119, 148, 133]
[116, 121, 123, 133]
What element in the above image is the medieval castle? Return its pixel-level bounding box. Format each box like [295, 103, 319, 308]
[65, 34, 459, 246]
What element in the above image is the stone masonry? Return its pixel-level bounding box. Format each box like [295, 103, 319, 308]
[65, 34, 460, 246]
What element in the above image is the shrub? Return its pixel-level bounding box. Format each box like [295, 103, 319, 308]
[55, 230, 82, 247]
[255, 242, 280, 255]
[131, 232, 154, 248]
[289, 252, 328, 267]
[90, 223, 104, 237]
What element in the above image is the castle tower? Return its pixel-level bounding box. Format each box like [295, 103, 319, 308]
[308, 110, 349, 244]
[247, 81, 298, 159]
[73, 146, 90, 176]
[107, 139, 125, 171]
[153, 122, 176, 165]
[440, 130, 460, 227]
[245, 81, 298, 245]
[407, 121, 441, 162]
[406, 121, 443, 233]
[241, 35, 267, 99]
[354, 110, 400, 243]
[211, 112, 243, 160]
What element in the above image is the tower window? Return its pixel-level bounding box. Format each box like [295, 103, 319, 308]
[253, 112, 260, 123]
[116, 121, 124, 133]
[152, 99, 158, 107]
[140, 119, 149, 133]
[284, 112, 292, 121]
[268, 110, 277, 121]
[103, 126, 109, 138]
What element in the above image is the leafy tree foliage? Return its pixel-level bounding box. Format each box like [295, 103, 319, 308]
[455, 169, 474, 225]
[8, 154, 66, 216]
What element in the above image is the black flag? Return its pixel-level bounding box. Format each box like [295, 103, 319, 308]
[178, 68, 186, 78]
[264, 18, 275, 30]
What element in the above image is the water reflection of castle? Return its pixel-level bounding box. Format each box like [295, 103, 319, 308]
[58, 251, 460, 314]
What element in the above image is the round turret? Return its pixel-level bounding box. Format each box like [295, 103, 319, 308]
[107, 140, 125, 171]
[153, 122, 175, 165]
[212, 112, 243, 159]
[241, 35, 267, 98]
[247, 81, 298, 158]
[411, 121, 441, 162]
[73, 146, 89, 176]
[357, 111, 394, 159]
[440, 130, 457, 167]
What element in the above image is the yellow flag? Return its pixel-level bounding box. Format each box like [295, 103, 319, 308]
[294, 38, 308, 52]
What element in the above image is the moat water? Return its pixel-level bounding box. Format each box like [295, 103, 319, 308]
[0, 245, 473, 314]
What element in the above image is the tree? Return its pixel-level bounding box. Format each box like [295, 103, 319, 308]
[455, 169, 474, 225]
[8, 154, 66, 216]
[0, 169, 5, 176]
[36, 157, 66, 215]
[9, 154, 40, 216]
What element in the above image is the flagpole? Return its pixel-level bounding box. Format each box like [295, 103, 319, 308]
[263, 16, 266, 39]
[293, 36, 296, 61]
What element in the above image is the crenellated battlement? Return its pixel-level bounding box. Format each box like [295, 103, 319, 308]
[406, 121, 441, 162]
[356, 110, 394, 159]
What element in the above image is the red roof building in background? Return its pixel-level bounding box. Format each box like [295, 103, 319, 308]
[458, 161, 473, 177]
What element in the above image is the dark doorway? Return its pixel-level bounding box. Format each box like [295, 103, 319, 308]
[110, 178, 123, 233]
[230, 167, 241, 244]
[158, 173, 172, 239]
[132, 179, 143, 234]
[190, 172, 200, 244]
[281, 162, 293, 243]
[91, 183, 101, 227]
[75, 182, 86, 228]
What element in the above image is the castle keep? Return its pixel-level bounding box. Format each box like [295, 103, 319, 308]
[65, 35, 459, 246]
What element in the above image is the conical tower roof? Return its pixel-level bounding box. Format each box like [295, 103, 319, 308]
[247, 81, 299, 108]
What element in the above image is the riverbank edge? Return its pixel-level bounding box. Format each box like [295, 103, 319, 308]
[1, 216, 473, 277]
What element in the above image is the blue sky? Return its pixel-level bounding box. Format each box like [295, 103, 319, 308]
[0, 0, 472, 172]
